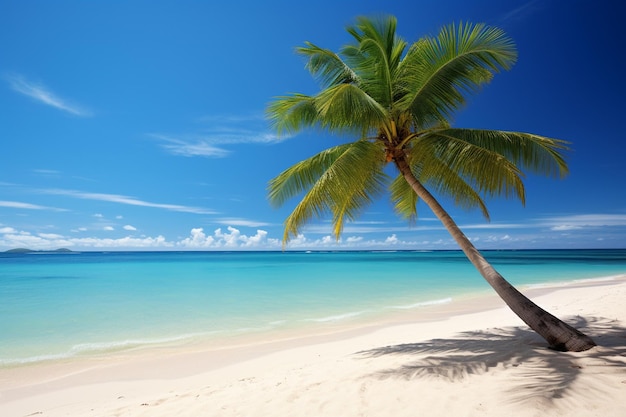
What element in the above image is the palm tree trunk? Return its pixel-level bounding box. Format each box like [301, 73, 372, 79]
[394, 155, 596, 352]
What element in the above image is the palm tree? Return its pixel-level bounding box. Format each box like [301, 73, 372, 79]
[266, 16, 595, 352]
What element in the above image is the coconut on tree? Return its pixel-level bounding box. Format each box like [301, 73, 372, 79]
[266, 16, 595, 352]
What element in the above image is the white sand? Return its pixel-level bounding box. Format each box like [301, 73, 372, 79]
[2, 277, 625, 417]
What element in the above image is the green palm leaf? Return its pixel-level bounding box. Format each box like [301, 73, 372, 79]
[397, 22, 516, 126]
[345, 16, 407, 108]
[267, 94, 318, 136]
[428, 128, 570, 177]
[391, 148, 491, 222]
[390, 173, 420, 222]
[411, 131, 526, 204]
[297, 42, 359, 87]
[268, 140, 388, 241]
[314, 83, 388, 133]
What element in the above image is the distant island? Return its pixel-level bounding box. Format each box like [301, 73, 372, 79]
[4, 248, 76, 253]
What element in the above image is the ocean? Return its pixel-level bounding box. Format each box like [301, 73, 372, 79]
[1, 249, 625, 366]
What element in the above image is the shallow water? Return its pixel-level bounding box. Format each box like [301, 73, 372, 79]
[1, 249, 625, 365]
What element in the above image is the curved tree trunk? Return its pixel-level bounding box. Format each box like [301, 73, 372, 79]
[394, 155, 596, 352]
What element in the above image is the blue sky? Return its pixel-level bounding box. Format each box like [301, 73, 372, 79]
[1, 0, 625, 251]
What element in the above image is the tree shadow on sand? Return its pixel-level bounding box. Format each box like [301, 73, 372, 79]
[356, 316, 626, 405]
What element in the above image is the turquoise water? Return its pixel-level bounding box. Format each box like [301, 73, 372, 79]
[1, 250, 625, 366]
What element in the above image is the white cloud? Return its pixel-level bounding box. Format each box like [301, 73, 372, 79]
[149, 113, 284, 159]
[0, 200, 66, 211]
[38, 233, 64, 239]
[177, 227, 279, 249]
[0, 229, 171, 250]
[70, 235, 171, 249]
[179, 227, 215, 247]
[0, 231, 72, 250]
[550, 225, 583, 231]
[123, 225, 137, 231]
[153, 135, 230, 158]
[385, 234, 399, 245]
[6, 74, 92, 117]
[484, 234, 513, 242]
[217, 218, 271, 227]
[281, 233, 429, 250]
[542, 214, 626, 230]
[214, 227, 240, 247]
[41, 188, 216, 215]
[104, 226, 114, 231]
[241, 229, 269, 247]
[288, 234, 309, 247]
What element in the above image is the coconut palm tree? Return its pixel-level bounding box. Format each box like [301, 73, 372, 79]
[266, 16, 595, 351]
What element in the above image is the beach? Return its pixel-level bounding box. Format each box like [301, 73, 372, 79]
[2, 277, 625, 417]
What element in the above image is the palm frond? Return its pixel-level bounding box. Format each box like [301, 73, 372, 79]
[391, 150, 490, 221]
[397, 22, 517, 126]
[314, 83, 389, 133]
[345, 15, 406, 108]
[297, 42, 359, 87]
[267, 94, 318, 136]
[429, 128, 570, 178]
[390, 174, 420, 222]
[411, 130, 526, 204]
[409, 148, 491, 218]
[268, 140, 387, 242]
[268, 144, 346, 207]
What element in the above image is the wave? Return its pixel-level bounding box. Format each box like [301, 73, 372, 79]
[305, 311, 367, 323]
[0, 351, 76, 366]
[525, 274, 624, 289]
[0, 332, 208, 366]
[390, 297, 453, 310]
[0, 320, 302, 366]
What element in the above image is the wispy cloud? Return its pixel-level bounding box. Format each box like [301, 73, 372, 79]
[301, 220, 517, 235]
[39, 189, 217, 215]
[150, 134, 231, 158]
[216, 217, 271, 227]
[33, 169, 62, 176]
[0, 200, 67, 211]
[293, 212, 626, 238]
[497, 0, 544, 25]
[541, 214, 626, 230]
[5, 74, 92, 117]
[462, 223, 526, 230]
[150, 113, 284, 158]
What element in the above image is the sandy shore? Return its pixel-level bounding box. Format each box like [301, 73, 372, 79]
[2, 277, 625, 417]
